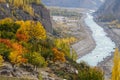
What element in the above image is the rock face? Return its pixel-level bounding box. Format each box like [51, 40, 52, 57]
[42, 0, 104, 9]
[0, 3, 53, 33]
[95, 0, 120, 22]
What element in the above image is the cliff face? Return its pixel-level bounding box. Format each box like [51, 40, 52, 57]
[42, 0, 104, 9]
[95, 0, 120, 22]
[0, 3, 53, 33]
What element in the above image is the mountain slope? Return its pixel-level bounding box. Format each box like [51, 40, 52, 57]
[95, 0, 120, 22]
[42, 0, 104, 9]
[0, 2, 53, 33]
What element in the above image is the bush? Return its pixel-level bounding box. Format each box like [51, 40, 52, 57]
[24, 52, 47, 68]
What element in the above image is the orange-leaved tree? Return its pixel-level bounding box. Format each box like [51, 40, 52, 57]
[9, 42, 27, 67]
[52, 48, 66, 62]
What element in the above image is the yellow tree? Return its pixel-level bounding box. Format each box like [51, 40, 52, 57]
[0, 18, 14, 24]
[9, 43, 27, 67]
[112, 48, 120, 80]
[16, 20, 46, 41]
[55, 37, 77, 59]
[16, 20, 46, 51]
[0, 55, 4, 66]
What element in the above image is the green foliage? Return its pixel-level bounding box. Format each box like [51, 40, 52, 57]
[78, 62, 104, 80]
[38, 73, 43, 80]
[0, 43, 11, 60]
[24, 52, 47, 68]
[0, 17, 104, 80]
[0, 21, 20, 39]
[40, 39, 54, 60]
[52, 60, 104, 80]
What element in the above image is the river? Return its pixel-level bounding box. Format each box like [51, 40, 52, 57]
[77, 13, 116, 66]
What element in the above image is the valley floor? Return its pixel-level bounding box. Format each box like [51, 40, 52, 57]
[96, 22, 120, 80]
[51, 9, 96, 59]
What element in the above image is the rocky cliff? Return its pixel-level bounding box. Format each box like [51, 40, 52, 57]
[95, 0, 120, 22]
[0, 3, 53, 33]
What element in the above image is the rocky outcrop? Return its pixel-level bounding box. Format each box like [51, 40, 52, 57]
[0, 3, 53, 33]
[0, 62, 61, 80]
[32, 4, 53, 33]
[95, 0, 120, 22]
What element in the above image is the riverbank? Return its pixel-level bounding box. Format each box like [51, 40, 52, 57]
[51, 9, 96, 60]
[95, 21, 120, 80]
[72, 14, 96, 59]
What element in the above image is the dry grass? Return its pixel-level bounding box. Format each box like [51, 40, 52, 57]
[0, 75, 33, 80]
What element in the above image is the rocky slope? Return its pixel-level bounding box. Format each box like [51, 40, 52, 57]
[95, 0, 120, 22]
[42, 0, 104, 9]
[0, 3, 53, 33]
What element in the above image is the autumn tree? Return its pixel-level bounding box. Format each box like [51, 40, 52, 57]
[24, 52, 47, 69]
[52, 48, 66, 62]
[9, 43, 27, 67]
[16, 21, 46, 52]
[0, 55, 4, 66]
[16, 21, 46, 40]
[55, 37, 77, 59]
[0, 18, 13, 24]
[112, 48, 120, 80]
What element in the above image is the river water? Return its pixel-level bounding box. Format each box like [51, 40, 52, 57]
[77, 13, 116, 66]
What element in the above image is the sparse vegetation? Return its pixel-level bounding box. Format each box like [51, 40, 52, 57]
[0, 0, 41, 16]
[49, 7, 81, 18]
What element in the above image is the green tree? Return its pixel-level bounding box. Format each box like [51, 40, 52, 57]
[0, 18, 20, 39]
[24, 52, 47, 69]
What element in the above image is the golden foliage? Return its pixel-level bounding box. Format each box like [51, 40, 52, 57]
[23, 5, 34, 16]
[112, 48, 120, 80]
[0, 55, 4, 66]
[9, 51, 27, 65]
[16, 20, 46, 40]
[55, 37, 77, 47]
[55, 37, 77, 59]
[9, 43, 27, 65]
[52, 48, 66, 62]
[0, 18, 14, 24]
